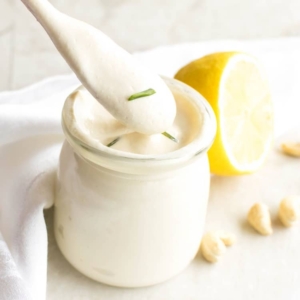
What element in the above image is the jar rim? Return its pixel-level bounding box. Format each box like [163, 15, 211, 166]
[61, 77, 216, 172]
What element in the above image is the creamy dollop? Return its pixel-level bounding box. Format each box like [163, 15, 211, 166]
[22, 0, 176, 134]
[64, 86, 202, 155]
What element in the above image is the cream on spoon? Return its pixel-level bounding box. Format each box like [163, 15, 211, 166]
[21, 0, 176, 135]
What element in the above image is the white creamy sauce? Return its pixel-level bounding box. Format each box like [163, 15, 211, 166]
[55, 79, 213, 287]
[64, 87, 202, 155]
[22, 0, 215, 288]
[22, 0, 176, 134]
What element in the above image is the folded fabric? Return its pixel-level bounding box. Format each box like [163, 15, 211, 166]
[0, 75, 79, 300]
[1, 38, 300, 300]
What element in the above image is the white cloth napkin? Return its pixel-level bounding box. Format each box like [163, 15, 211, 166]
[0, 75, 79, 300]
[1, 38, 300, 300]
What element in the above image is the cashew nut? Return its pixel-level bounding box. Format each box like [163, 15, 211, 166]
[218, 231, 236, 246]
[279, 196, 300, 227]
[281, 142, 300, 157]
[200, 231, 236, 263]
[247, 203, 273, 235]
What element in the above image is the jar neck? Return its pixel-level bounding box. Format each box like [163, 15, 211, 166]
[61, 77, 216, 175]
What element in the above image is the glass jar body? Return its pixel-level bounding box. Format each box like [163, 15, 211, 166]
[54, 141, 210, 287]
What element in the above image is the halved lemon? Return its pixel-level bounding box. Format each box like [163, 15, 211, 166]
[175, 52, 273, 175]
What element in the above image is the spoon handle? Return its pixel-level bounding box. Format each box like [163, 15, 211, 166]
[21, 0, 57, 25]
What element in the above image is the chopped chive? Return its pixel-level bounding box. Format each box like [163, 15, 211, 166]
[128, 88, 156, 101]
[107, 137, 121, 148]
[162, 132, 179, 143]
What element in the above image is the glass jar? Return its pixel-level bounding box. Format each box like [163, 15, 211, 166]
[54, 77, 216, 288]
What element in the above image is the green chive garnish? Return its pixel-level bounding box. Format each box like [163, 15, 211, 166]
[128, 88, 156, 101]
[107, 137, 121, 147]
[162, 132, 179, 143]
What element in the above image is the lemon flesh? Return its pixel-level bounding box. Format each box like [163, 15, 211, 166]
[175, 52, 273, 175]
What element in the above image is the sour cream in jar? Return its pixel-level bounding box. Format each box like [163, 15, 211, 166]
[55, 77, 216, 287]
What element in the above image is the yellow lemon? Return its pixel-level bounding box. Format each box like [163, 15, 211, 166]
[175, 52, 273, 175]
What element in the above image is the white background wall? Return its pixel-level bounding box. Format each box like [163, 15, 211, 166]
[1, 0, 300, 91]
